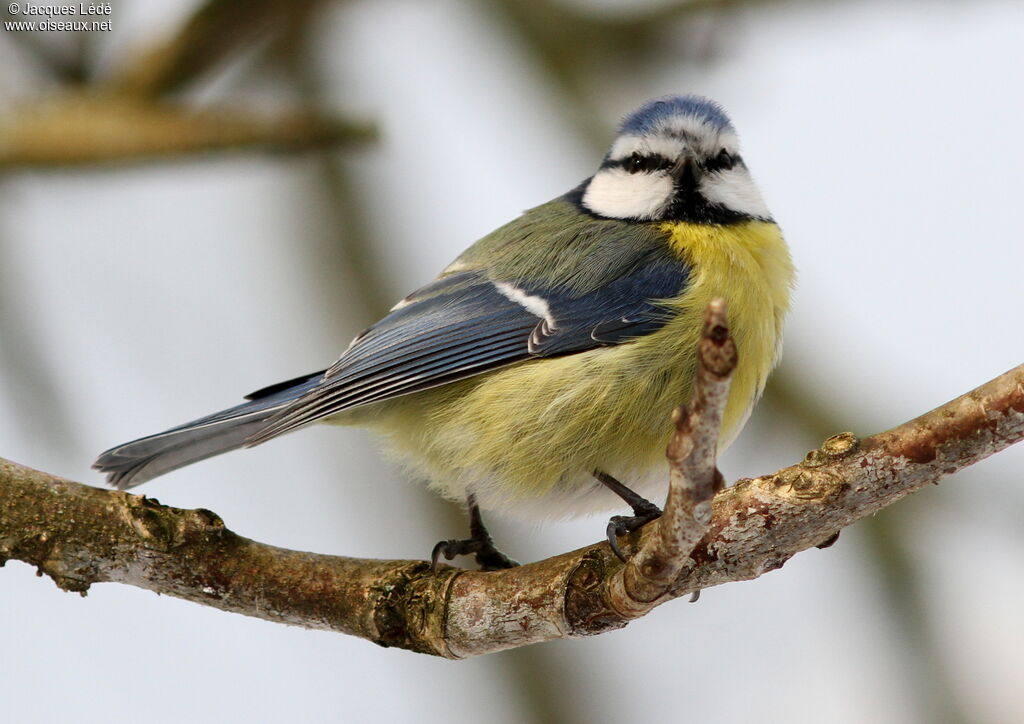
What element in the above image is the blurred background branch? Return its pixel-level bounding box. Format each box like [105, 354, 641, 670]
[106, 0, 322, 98]
[0, 95, 372, 169]
[0, 0, 370, 170]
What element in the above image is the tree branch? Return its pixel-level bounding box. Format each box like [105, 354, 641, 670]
[0, 94, 373, 170]
[1, 305, 1021, 657]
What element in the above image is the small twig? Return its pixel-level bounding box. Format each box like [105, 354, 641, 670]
[609, 299, 734, 615]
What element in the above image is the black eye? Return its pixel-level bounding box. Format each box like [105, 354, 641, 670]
[711, 148, 737, 171]
[625, 153, 646, 174]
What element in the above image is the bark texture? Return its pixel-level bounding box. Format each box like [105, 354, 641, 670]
[1, 334, 1021, 657]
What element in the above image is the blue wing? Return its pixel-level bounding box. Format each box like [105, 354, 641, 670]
[248, 251, 689, 444]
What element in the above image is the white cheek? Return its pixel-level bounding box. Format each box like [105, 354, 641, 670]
[582, 168, 673, 220]
[700, 167, 772, 219]
[608, 134, 685, 162]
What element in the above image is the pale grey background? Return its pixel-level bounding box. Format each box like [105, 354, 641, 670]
[1, 1, 1022, 722]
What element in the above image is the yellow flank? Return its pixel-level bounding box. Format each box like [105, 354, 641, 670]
[343, 220, 793, 518]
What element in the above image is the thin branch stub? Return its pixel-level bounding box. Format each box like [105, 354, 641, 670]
[608, 298, 735, 614]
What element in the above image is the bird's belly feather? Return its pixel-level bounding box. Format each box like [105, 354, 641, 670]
[331, 220, 792, 519]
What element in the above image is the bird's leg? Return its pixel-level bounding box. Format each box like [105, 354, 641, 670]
[595, 470, 663, 562]
[431, 493, 519, 572]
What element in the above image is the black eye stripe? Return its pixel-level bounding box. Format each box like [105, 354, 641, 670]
[600, 153, 674, 173]
[704, 149, 743, 172]
[601, 150, 744, 174]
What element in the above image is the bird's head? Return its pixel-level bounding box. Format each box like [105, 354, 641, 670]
[580, 95, 771, 224]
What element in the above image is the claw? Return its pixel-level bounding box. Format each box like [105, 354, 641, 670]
[596, 471, 663, 562]
[604, 509, 662, 562]
[430, 539, 459, 570]
[606, 519, 628, 563]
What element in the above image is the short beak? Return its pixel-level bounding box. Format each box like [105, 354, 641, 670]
[671, 155, 698, 187]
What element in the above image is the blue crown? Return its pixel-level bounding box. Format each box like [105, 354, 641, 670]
[620, 95, 734, 136]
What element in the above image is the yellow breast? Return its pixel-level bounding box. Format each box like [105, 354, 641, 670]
[660, 219, 794, 443]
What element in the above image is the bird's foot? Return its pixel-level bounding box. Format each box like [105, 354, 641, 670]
[431, 536, 519, 572]
[430, 494, 519, 572]
[595, 470, 663, 562]
[605, 499, 662, 563]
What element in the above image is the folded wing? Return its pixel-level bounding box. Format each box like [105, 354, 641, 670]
[248, 253, 689, 445]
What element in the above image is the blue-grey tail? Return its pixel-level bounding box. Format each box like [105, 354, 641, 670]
[93, 371, 324, 490]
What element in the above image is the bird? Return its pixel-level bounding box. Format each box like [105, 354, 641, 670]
[95, 95, 794, 569]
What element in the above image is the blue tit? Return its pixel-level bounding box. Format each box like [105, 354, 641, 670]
[96, 95, 794, 568]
